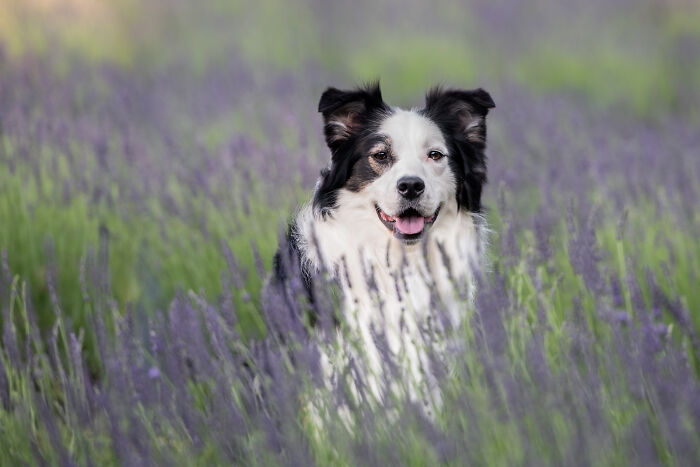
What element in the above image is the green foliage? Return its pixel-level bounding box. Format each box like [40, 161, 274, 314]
[513, 47, 674, 116]
[0, 157, 290, 348]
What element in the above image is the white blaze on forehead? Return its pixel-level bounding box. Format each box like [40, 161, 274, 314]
[379, 109, 447, 162]
[368, 108, 455, 218]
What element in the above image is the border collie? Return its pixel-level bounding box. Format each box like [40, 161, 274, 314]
[267, 83, 495, 412]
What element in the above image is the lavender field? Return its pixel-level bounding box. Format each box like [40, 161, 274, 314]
[1, 0, 700, 465]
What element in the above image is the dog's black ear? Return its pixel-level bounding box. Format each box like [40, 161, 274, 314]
[423, 87, 495, 148]
[318, 83, 386, 149]
[313, 83, 387, 217]
[423, 87, 495, 213]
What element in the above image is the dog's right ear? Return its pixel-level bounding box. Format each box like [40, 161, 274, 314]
[318, 84, 386, 150]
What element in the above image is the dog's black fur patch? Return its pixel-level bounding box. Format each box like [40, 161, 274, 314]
[344, 134, 394, 192]
[271, 221, 314, 300]
[313, 83, 392, 216]
[422, 87, 495, 213]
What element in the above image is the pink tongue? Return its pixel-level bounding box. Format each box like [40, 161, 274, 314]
[395, 216, 425, 235]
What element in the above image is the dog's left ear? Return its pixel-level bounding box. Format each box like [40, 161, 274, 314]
[423, 87, 495, 212]
[423, 87, 495, 147]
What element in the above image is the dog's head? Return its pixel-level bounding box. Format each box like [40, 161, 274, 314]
[313, 83, 494, 244]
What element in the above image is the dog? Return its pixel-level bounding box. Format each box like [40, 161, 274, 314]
[266, 83, 495, 415]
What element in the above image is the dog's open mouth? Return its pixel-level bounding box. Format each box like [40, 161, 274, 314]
[375, 204, 441, 243]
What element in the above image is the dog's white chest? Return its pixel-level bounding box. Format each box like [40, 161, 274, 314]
[295, 201, 483, 403]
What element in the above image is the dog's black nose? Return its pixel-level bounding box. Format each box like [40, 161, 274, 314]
[397, 176, 425, 200]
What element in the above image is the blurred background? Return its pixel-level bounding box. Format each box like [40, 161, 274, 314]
[3, 0, 700, 110]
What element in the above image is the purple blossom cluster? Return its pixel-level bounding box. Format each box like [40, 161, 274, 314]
[2, 209, 700, 464]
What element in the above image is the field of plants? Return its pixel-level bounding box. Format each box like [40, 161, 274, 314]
[1, 0, 699, 465]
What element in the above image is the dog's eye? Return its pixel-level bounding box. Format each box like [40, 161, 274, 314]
[428, 150, 445, 161]
[372, 151, 388, 161]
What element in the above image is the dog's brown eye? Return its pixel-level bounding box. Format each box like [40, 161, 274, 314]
[372, 151, 388, 161]
[428, 150, 445, 161]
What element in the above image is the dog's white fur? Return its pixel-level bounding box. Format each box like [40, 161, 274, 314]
[295, 109, 486, 408]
